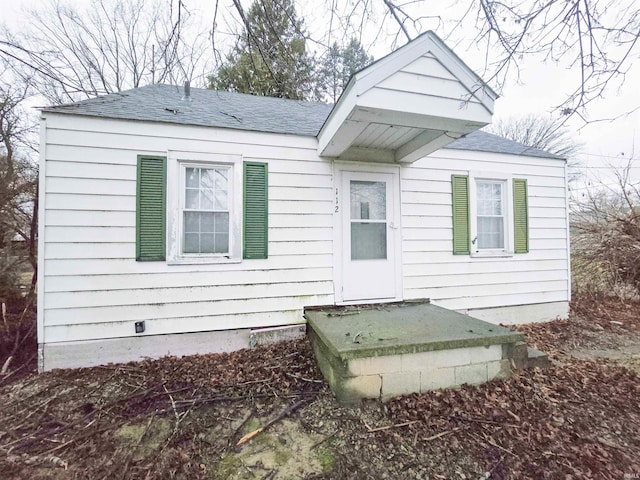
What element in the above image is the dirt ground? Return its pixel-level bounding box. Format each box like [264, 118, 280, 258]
[1, 295, 639, 479]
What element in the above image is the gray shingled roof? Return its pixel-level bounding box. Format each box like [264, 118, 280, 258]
[43, 84, 333, 137]
[43, 84, 562, 159]
[447, 130, 563, 159]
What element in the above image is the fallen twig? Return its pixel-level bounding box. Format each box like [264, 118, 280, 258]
[1, 301, 7, 329]
[423, 427, 461, 442]
[4, 384, 144, 454]
[237, 397, 313, 446]
[470, 432, 518, 458]
[41, 424, 113, 456]
[285, 372, 324, 384]
[4, 380, 65, 410]
[228, 410, 256, 449]
[1, 355, 14, 376]
[173, 391, 315, 409]
[261, 469, 278, 480]
[364, 420, 419, 433]
[448, 414, 518, 428]
[310, 431, 336, 450]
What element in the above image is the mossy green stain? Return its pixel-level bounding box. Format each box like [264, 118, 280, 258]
[316, 445, 336, 473]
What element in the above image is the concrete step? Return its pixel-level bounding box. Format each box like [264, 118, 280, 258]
[507, 342, 550, 371]
[508, 341, 529, 370]
[525, 346, 551, 370]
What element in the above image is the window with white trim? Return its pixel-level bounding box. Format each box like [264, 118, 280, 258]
[166, 152, 244, 264]
[138, 152, 268, 265]
[451, 173, 529, 257]
[469, 173, 513, 256]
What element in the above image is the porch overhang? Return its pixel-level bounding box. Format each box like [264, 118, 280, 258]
[317, 31, 498, 163]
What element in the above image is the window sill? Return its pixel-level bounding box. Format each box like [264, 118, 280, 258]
[167, 256, 242, 266]
[470, 251, 514, 258]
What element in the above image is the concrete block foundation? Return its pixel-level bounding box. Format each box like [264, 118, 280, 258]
[306, 301, 541, 403]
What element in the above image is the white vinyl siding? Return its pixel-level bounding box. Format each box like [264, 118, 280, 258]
[39, 112, 569, 359]
[400, 148, 569, 312]
[40, 114, 334, 344]
[357, 53, 491, 128]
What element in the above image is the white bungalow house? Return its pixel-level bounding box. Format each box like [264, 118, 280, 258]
[37, 32, 570, 371]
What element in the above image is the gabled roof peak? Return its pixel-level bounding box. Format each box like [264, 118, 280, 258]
[350, 31, 497, 104]
[317, 31, 498, 162]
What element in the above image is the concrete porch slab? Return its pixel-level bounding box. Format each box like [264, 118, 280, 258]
[305, 301, 524, 361]
[305, 301, 527, 403]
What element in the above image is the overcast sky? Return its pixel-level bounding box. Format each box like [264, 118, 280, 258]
[3, 0, 639, 187]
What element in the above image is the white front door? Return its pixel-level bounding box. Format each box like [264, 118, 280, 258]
[341, 170, 401, 302]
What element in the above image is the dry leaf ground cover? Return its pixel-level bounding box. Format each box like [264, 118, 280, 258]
[1, 295, 639, 479]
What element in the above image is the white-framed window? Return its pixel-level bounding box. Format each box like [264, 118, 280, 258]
[166, 152, 243, 264]
[469, 173, 513, 256]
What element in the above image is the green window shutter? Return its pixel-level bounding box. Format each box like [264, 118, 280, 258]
[451, 175, 470, 255]
[513, 178, 529, 254]
[136, 155, 166, 261]
[243, 162, 268, 259]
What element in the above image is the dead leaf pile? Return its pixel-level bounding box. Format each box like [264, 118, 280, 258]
[516, 293, 640, 356]
[0, 339, 326, 479]
[571, 293, 640, 332]
[0, 295, 639, 479]
[387, 359, 640, 479]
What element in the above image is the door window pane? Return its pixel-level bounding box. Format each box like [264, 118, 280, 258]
[351, 223, 387, 260]
[350, 181, 386, 220]
[350, 180, 387, 260]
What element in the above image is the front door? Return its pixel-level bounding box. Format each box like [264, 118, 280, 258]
[341, 170, 400, 302]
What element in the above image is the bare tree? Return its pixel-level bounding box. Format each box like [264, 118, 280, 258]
[487, 114, 582, 159]
[471, 0, 640, 120]
[5, 0, 635, 122]
[377, 0, 640, 121]
[0, 0, 212, 104]
[216, 1, 638, 121]
[571, 160, 640, 299]
[0, 80, 37, 302]
[486, 114, 583, 183]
